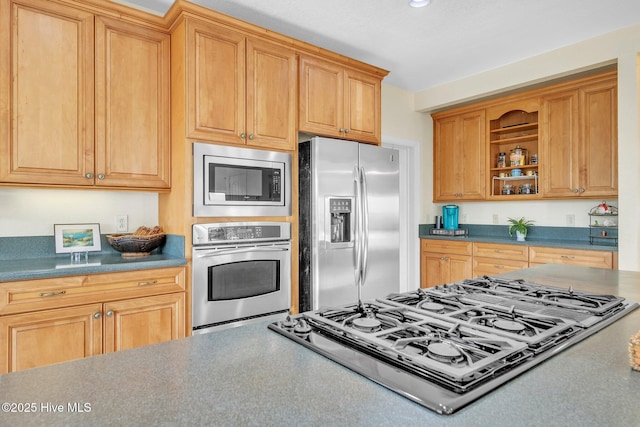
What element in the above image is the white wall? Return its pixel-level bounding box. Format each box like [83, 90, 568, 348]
[414, 24, 640, 271]
[0, 188, 158, 236]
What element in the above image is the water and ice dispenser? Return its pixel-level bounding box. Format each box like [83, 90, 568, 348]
[327, 197, 353, 247]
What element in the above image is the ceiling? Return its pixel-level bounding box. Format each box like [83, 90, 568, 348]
[117, 0, 640, 92]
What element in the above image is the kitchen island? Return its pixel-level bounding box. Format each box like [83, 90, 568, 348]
[0, 264, 638, 426]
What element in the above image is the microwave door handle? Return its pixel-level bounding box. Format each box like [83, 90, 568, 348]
[196, 246, 289, 258]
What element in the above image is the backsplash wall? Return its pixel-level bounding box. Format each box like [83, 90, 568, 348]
[426, 199, 618, 228]
[0, 188, 158, 237]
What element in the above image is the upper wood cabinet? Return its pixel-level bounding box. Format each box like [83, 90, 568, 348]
[176, 18, 297, 151]
[0, 0, 171, 189]
[540, 76, 617, 198]
[95, 16, 171, 188]
[433, 109, 486, 201]
[432, 70, 617, 202]
[0, 0, 95, 186]
[299, 55, 382, 144]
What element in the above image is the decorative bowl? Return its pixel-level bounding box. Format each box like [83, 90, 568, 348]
[106, 233, 166, 257]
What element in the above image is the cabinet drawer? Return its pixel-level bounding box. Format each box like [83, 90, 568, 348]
[0, 267, 185, 316]
[473, 257, 529, 277]
[473, 242, 528, 261]
[421, 239, 472, 256]
[528, 246, 613, 269]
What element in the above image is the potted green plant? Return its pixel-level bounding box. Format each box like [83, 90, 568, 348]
[508, 217, 534, 241]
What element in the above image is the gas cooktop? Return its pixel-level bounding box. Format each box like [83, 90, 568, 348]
[269, 276, 638, 415]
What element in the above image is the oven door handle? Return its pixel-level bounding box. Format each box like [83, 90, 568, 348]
[195, 246, 289, 258]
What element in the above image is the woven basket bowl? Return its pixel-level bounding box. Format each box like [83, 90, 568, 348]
[106, 233, 166, 257]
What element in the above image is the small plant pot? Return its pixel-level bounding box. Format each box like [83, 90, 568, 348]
[516, 231, 526, 242]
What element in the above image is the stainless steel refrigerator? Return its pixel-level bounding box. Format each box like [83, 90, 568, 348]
[298, 136, 400, 312]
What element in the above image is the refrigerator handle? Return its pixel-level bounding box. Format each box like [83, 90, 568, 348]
[360, 166, 369, 285]
[354, 165, 363, 288]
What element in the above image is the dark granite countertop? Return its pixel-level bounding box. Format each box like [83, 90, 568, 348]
[419, 224, 618, 251]
[0, 235, 186, 282]
[0, 264, 637, 426]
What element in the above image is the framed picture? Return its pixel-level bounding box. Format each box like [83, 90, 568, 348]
[54, 223, 102, 254]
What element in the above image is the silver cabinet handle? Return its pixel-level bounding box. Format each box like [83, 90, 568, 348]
[97, 173, 105, 180]
[93, 312, 101, 319]
[344, 129, 350, 134]
[339, 128, 345, 133]
[249, 134, 255, 140]
[85, 173, 93, 179]
[106, 310, 114, 317]
[579, 188, 585, 193]
[572, 188, 579, 193]
[240, 133, 246, 139]
[39, 290, 66, 297]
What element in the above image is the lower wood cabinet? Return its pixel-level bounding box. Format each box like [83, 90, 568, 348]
[421, 238, 616, 289]
[0, 267, 185, 373]
[472, 242, 529, 276]
[420, 240, 472, 288]
[528, 246, 613, 269]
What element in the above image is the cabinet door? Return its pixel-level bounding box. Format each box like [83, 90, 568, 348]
[433, 110, 485, 201]
[344, 68, 381, 144]
[421, 253, 449, 288]
[95, 16, 171, 188]
[579, 79, 617, 197]
[185, 19, 245, 144]
[0, 0, 94, 185]
[103, 293, 185, 353]
[421, 253, 472, 288]
[0, 304, 102, 374]
[245, 37, 296, 151]
[298, 55, 344, 138]
[540, 90, 581, 197]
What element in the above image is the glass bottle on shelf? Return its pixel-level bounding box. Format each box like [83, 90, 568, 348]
[497, 152, 506, 168]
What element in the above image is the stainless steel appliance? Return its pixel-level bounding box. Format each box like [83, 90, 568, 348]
[298, 136, 399, 312]
[192, 222, 291, 334]
[193, 142, 292, 217]
[269, 276, 638, 414]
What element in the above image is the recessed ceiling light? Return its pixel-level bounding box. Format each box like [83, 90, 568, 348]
[409, 0, 431, 7]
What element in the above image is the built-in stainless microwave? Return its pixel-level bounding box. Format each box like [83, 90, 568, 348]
[193, 142, 291, 217]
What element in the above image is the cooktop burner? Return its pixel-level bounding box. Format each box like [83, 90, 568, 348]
[269, 276, 638, 415]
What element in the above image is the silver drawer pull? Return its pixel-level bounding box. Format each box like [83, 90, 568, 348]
[560, 255, 575, 259]
[39, 290, 66, 297]
[137, 280, 158, 286]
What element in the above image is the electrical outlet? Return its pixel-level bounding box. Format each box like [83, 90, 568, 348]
[566, 214, 575, 226]
[115, 215, 128, 232]
[493, 214, 499, 224]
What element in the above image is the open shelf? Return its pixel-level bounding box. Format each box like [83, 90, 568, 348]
[489, 109, 539, 199]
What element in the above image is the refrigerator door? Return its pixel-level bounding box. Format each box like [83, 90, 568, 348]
[312, 138, 359, 310]
[358, 143, 400, 301]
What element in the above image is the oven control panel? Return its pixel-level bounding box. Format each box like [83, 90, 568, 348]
[193, 222, 291, 245]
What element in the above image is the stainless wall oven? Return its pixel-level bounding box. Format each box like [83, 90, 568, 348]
[193, 142, 291, 217]
[192, 222, 291, 334]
